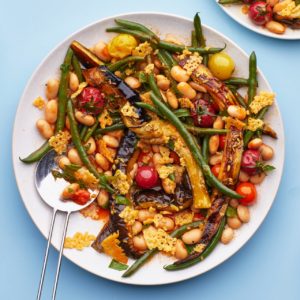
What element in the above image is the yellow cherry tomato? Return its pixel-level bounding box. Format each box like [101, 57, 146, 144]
[208, 52, 235, 80]
[107, 34, 138, 59]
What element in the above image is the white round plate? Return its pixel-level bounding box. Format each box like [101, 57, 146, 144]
[216, 0, 300, 40]
[12, 12, 284, 285]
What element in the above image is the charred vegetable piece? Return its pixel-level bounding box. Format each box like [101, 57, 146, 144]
[170, 116, 244, 267]
[191, 64, 239, 111]
[71, 40, 104, 68]
[132, 171, 193, 211]
[82, 66, 148, 124]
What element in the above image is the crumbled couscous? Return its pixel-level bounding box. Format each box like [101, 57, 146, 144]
[64, 232, 96, 250]
[32, 96, 45, 109]
[249, 91, 275, 114]
[49, 130, 71, 154]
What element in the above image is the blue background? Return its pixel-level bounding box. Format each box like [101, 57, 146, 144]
[1, 0, 299, 299]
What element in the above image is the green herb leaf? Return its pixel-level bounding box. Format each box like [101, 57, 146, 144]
[115, 195, 131, 205]
[138, 72, 148, 84]
[108, 259, 128, 271]
[226, 206, 237, 218]
[168, 173, 176, 181]
[167, 139, 175, 150]
[256, 161, 276, 173]
[185, 244, 195, 254]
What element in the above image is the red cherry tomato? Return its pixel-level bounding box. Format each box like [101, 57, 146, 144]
[219, 134, 226, 150]
[169, 151, 180, 165]
[236, 182, 257, 206]
[191, 99, 216, 128]
[194, 212, 205, 220]
[77, 87, 105, 114]
[241, 149, 261, 175]
[248, 2, 272, 26]
[211, 164, 221, 178]
[71, 189, 91, 205]
[135, 166, 159, 189]
[137, 151, 153, 166]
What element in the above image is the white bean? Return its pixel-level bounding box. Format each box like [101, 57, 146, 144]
[156, 75, 170, 90]
[102, 135, 119, 148]
[265, 21, 286, 35]
[227, 217, 242, 229]
[58, 156, 71, 169]
[248, 138, 263, 150]
[175, 240, 188, 260]
[44, 99, 58, 124]
[213, 116, 224, 129]
[177, 82, 196, 99]
[36, 119, 54, 139]
[221, 227, 234, 244]
[69, 72, 79, 92]
[95, 153, 110, 171]
[124, 76, 141, 89]
[75, 111, 95, 126]
[132, 221, 143, 236]
[182, 228, 202, 245]
[93, 41, 111, 61]
[227, 105, 247, 120]
[250, 172, 266, 185]
[229, 199, 239, 208]
[133, 235, 148, 251]
[209, 153, 222, 166]
[155, 217, 175, 232]
[259, 144, 274, 161]
[239, 170, 250, 182]
[84, 137, 96, 155]
[170, 65, 190, 82]
[237, 205, 250, 223]
[67, 148, 83, 165]
[138, 209, 156, 223]
[166, 90, 179, 109]
[45, 78, 59, 100]
[209, 135, 220, 155]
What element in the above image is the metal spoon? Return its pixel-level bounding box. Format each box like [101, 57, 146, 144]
[35, 150, 98, 300]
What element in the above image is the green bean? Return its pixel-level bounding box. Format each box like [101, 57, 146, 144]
[80, 126, 88, 141]
[150, 92, 242, 199]
[184, 125, 228, 136]
[94, 123, 125, 137]
[122, 220, 203, 277]
[202, 136, 209, 164]
[135, 102, 163, 117]
[224, 77, 249, 86]
[193, 13, 208, 66]
[164, 217, 226, 271]
[67, 100, 114, 193]
[82, 120, 99, 143]
[227, 86, 247, 108]
[158, 40, 225, 55]
[157, 49, 172, 69]
[218, 0, 242, 4]
[174, 108, 190, 118]
[248, 51, 257, 105]
[106, 27, 152, 42]
[194, 13, 205, 49]
[72, 54, 84, 83]
[162, 50, 177, 67]
[108, 56, 144, 72]
[19, 141, 52, 163]
[56, 48, 73, 133]
[148, 73, 163, 101]
[243, 106, 269, 145]
[191, 30, 197, 48]
[114, 18, 159, 41]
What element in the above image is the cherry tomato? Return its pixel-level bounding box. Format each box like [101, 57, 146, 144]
[211, 164, 221, 178]
[208, 52, 235, 80]
[236, 182, 257, 206]
[108, 34, 138, 59]
[191, 99, 216, 128]
[241, 149, 261, 175]
[135, 166, 159, 189]
[219, 134, 226, 150]
[169, 151, 180, 165]
[248, 2, 272, 26]
[137, 151, 153, 166]
[71, 189, 91, 205]
[77, 87, 105, 115]
[194, 212, 205, 220]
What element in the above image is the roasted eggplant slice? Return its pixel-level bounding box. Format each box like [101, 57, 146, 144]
[132, 171, 193, 211]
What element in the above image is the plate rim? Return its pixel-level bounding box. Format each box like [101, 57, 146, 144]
[12, 11, 285, 286]
[215, 0, 300, 40]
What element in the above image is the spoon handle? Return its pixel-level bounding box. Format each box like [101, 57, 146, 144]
[37, 209, 58, 300]
[51, 211, 71, 300]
